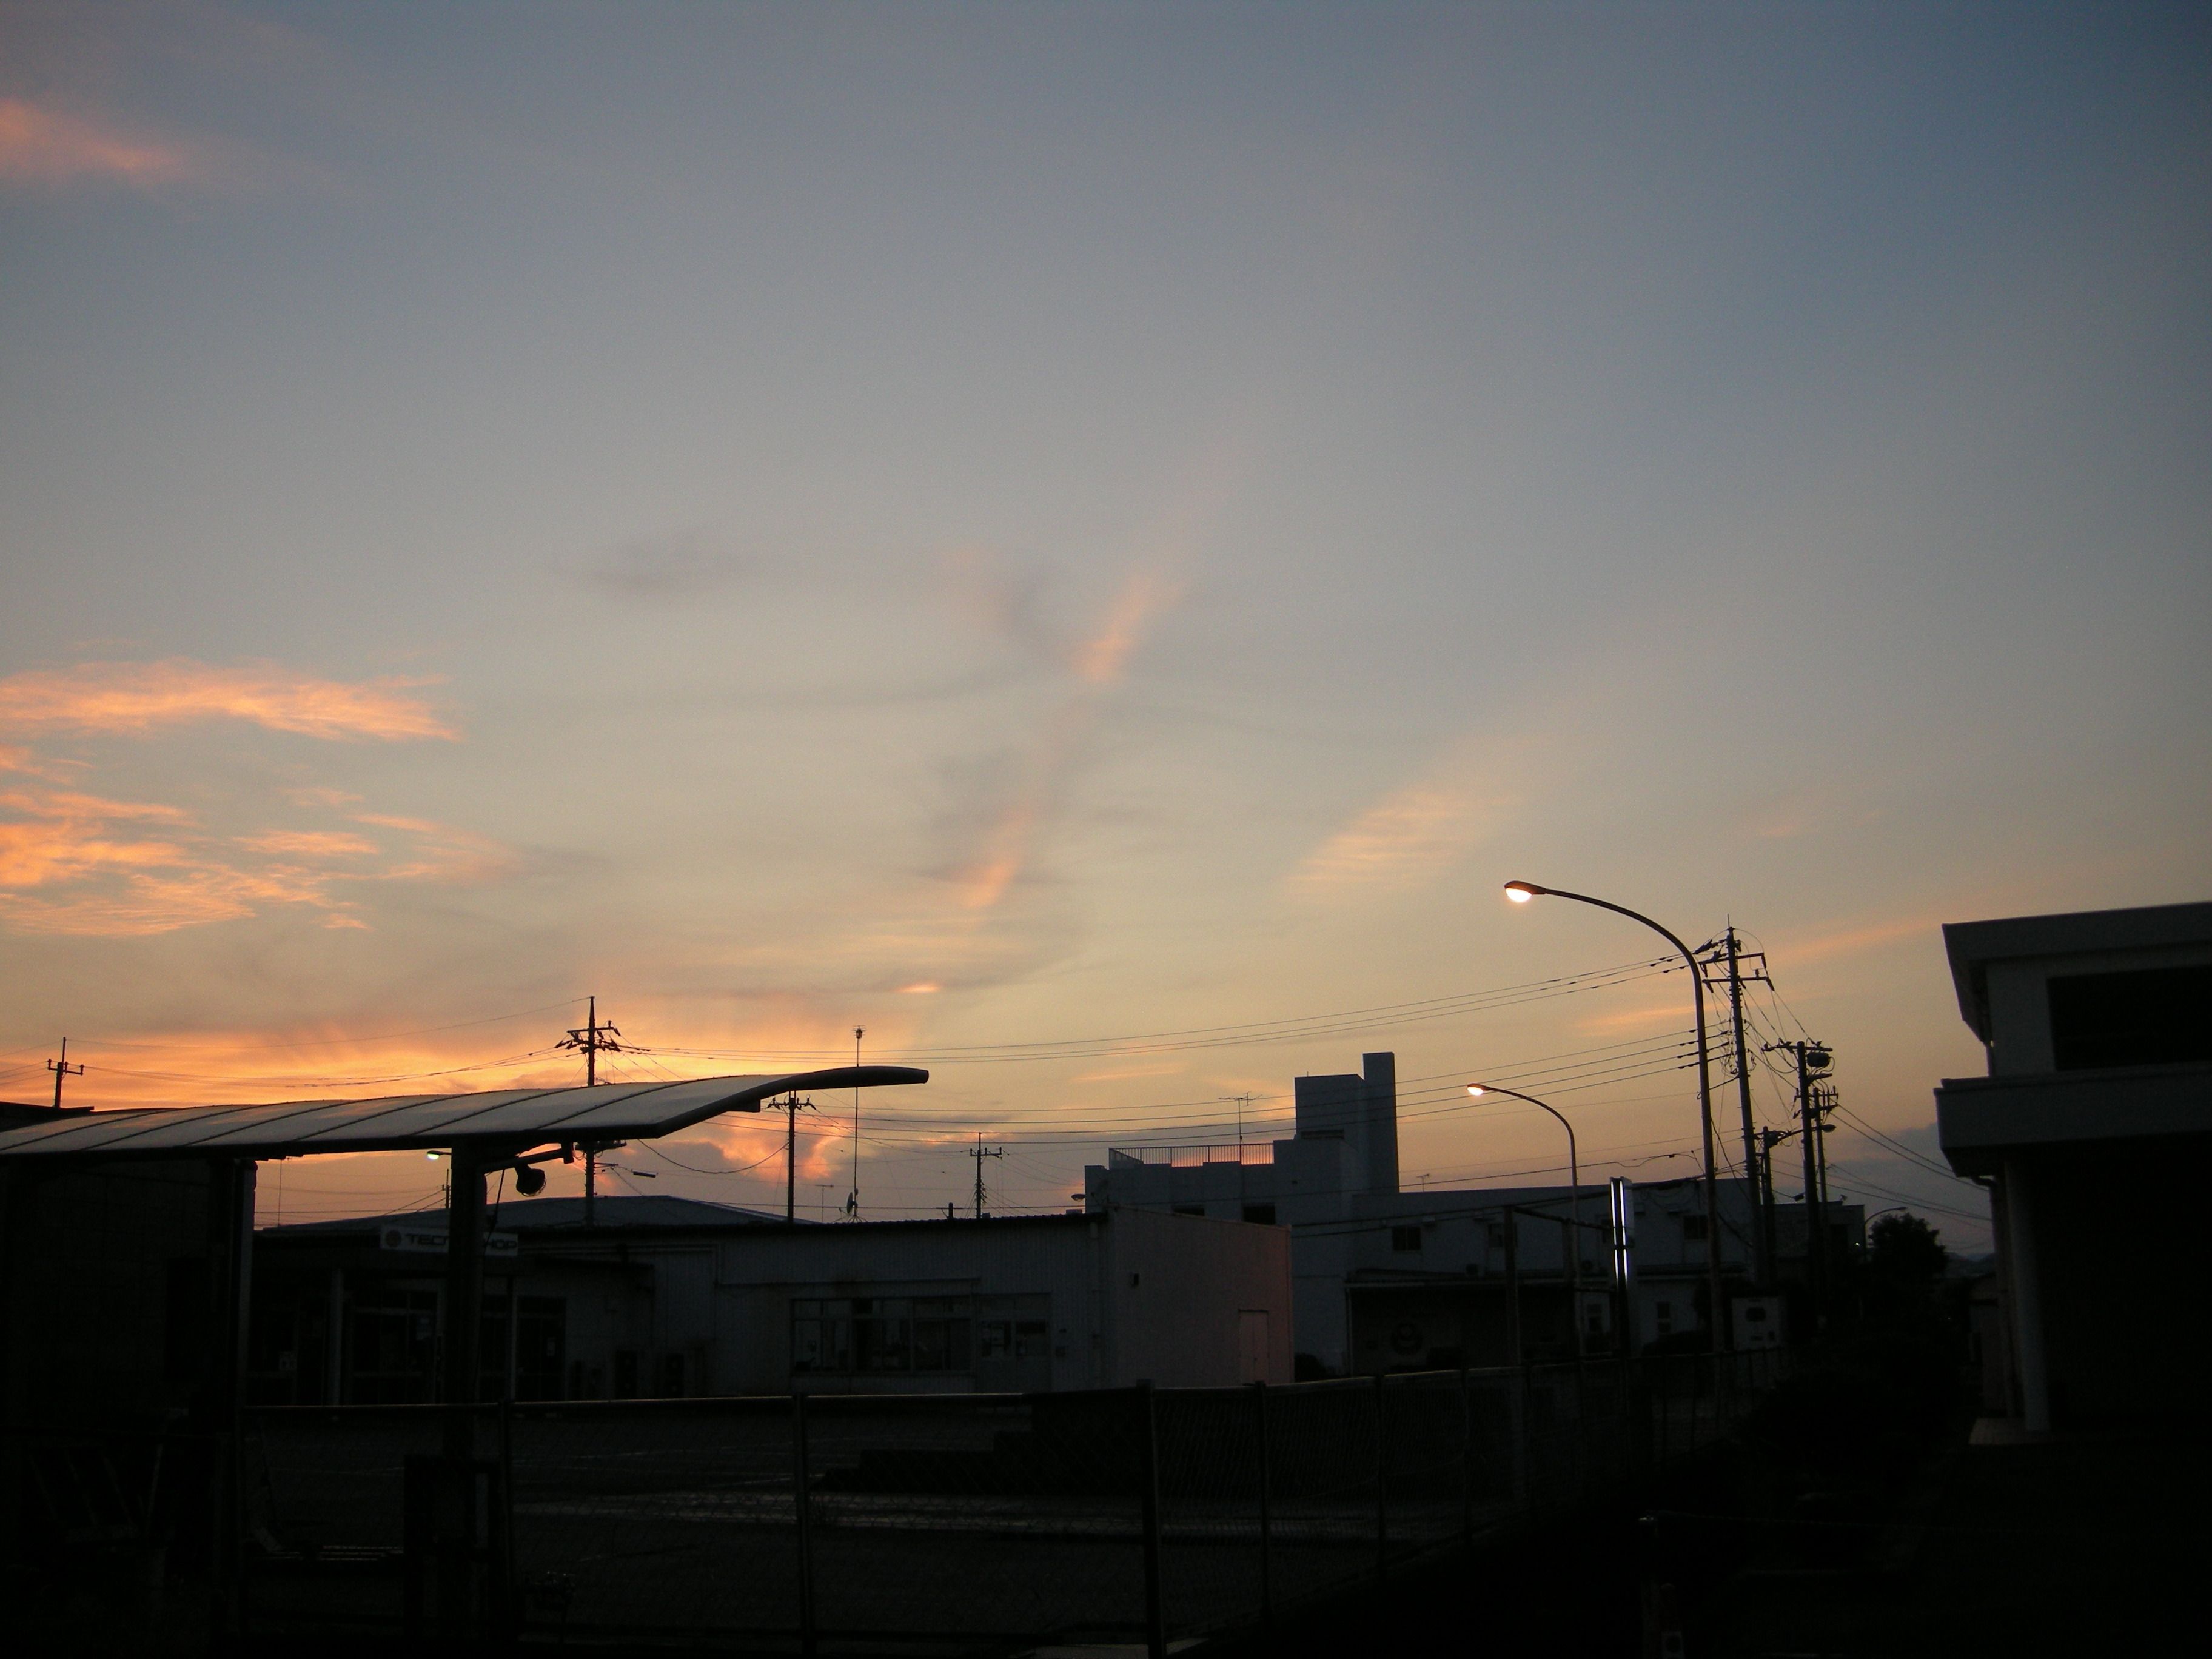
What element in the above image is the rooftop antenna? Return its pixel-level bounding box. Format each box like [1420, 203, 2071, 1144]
[1219, 1093, 1255, 1153]
[844, 1027, 863, 1219]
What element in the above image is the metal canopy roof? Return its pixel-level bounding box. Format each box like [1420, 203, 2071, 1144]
[0, 1067, 926, 1163]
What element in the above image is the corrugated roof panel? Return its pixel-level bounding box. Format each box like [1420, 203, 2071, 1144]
[0, 1067, 926, 1162]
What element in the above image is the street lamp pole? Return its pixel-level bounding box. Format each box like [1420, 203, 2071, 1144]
[1466, 1082, 1584, 1348]
[1503, 880, 1727, 1351]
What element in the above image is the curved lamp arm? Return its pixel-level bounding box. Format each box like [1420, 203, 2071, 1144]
[1464, 1082, 1577, 1192]
[1503, 877, 1726, 1348]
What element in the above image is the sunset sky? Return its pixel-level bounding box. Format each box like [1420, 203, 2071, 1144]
[4, 4, 2208, 1249]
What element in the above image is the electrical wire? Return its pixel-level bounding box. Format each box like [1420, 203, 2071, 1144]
[646, 955, 1678, 1065]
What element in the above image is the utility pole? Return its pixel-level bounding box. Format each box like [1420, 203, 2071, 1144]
[1766, 1039, 1833, 1329]
[1703, 929, 1770, 1284]
[1812, 1081, 1835, 1227]
[969, 1133, 1005, 1219]
[46, 1038, 82, 1110]
[781, 1095, 811, 1224]
[557, 996, 624, 1225]
[1758, 1126, 1789, 1290]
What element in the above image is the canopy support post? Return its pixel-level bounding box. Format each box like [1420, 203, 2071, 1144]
[207, 1156, 256, 1644]
[441, 1144, 488, 1453]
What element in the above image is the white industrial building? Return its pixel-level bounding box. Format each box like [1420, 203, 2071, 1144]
[252, 1197, 1293, 1401]
[1085, 1051, 1839, 1372]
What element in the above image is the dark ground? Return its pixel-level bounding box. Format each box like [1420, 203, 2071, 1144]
[12, 1321, 2195, 1659]
[1208, 1418, 2206, 1658]
[11, 1426, 2196, 1658]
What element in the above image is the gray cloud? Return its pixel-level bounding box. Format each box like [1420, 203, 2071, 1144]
[566, 528, 757, 601]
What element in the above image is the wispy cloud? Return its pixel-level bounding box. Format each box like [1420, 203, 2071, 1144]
[0, 789, 190, 890]
[236, 830, 380, 859]
[567, 528, 756, 601]
[0, 659, 457, 742]
[1292, 745, 1521, 897]
[1070, 568, 1185, 687]
[1768, 911, 1945, 967]
[0, 788, 511, 936]
[0, 743, 81, 782]
[940, 545, 1051, 655]
[351, 813, 513, 885]
[0, 98, 195, 189]
[943, 563, 1183, 914]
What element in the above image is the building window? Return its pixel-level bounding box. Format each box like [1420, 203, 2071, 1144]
[977, 1309, 1050, 1361]
[1392, 1225, 1423, 1253]
[348, 1290, 440, 1404]
[515, 1296, 566, 1402]
[2048, 964, 2212, 1071]
[912, 1299, 972, 1372]
[1681, 1215, 1709, 1242]
[1242, 1203, 1278, 1225]
[793, 1296, 974, 1375]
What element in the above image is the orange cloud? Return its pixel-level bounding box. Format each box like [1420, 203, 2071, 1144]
[0, 820, 185, 890]
[352, 813, 513, 885]
[0, 659, 457, 742]
[0, 743, 80, 780]
[236, 830, 381, 859]
[0, 787, 190, 822]
[0, 99, 195, 189]
[0, 788, 192, 888]
[944, 568, 1185, 917]
[1769, 912, 1945, 967]
[1293, 760, 1515, 896]
[0, 786, 509, 936]
[1070, 567, 1183, 686]
[954, 797, 1040, 912]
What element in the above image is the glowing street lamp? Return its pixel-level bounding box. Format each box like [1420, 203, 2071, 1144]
[1501, 879, 1726, 1349]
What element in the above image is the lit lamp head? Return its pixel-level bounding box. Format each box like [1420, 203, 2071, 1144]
[1466, 1085, 1487, 1098]
[1503, 880, 1546, 905]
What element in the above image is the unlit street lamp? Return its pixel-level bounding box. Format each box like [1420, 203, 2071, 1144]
[1466, 1082, 1587, 1350]
[1502, 879, 1726, 1349]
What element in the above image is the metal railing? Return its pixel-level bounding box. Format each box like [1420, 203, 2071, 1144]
[235, 1348, 1786, 1653]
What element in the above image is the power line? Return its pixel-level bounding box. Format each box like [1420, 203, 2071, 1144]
[52, 997, 587, 1054]
[647, 955, 1678, 1066]
[66, 1047, 565, 1088]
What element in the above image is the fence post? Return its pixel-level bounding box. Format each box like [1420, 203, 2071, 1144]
[497, 1399, 517, 1640]
[792, 1392, 817, 1659]
[1137, 1382, 1167, 1659]
[1458, 1367, 1474, 1543]
[1373, 1373, 1389, 1580]
[1252, 1381, 1273, 1631]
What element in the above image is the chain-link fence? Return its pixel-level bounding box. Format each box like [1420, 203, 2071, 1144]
[238, 1349, 1786, 1651]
